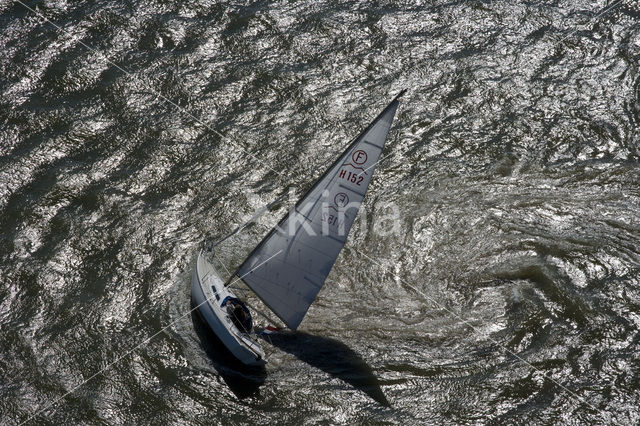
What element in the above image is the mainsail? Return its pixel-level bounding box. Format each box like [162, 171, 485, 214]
[236, 91, 404, 330]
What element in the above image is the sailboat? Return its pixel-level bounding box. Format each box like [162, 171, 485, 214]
[192, 90, 405, 365]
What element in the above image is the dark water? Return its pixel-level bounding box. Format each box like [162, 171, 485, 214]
[1, 0, 640, 423]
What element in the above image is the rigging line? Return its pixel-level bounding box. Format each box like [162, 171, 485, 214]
[14, 0, 406, 255]
[211, 250, 233, 278]
[21, 249, 283, 426]
[208, 194, 286, 250]
[356, 148, 394, 179]
[13, 0, 289, 182]
[16, 0, 406, 218]
[211, 251, 250, 301]
[356, 249, 603, 417]
[14, 0, 617, 418]
[243, 299, 283, 329]
[207, 252, 281, 337]
[14, 0, 399, 197]
[230, 94, 405, 285]
[223, 282, 282, 329]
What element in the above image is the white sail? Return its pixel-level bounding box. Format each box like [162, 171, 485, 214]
[236, 92, 404, 330]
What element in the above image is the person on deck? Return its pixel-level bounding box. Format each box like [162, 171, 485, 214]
[225, 298, 251, 333]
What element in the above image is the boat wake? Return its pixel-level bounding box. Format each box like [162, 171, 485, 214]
[190, 308, 266, 399]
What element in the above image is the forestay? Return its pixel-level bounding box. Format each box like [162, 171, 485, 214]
[236, 92, 404, 330]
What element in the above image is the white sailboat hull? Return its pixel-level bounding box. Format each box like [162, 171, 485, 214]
[191, 251, 266, 366]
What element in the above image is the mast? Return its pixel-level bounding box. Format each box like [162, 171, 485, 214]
[234, 90, 405, 329]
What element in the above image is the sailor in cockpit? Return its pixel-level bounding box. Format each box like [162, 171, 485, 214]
[223, 297, 252, 334]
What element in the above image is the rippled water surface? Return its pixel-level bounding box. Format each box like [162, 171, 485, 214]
[1, 0, 640, 424]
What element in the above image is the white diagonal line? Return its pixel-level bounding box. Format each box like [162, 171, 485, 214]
[12, 0, 288, 182]
[356, 249, 602, 415]
[20, 249, 282, 425]
[13, 0, 621, 420]
[356, 149, 395, 179]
